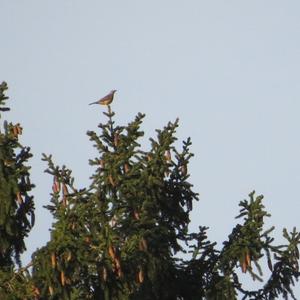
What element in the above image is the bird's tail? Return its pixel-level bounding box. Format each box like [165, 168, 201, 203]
[89, 101, 97, 105]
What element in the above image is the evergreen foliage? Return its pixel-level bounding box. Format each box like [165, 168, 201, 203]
[0, 82, 35, 298]
[0, 83, 299, 299]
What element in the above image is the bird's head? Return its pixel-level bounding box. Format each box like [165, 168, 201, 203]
[111, 90, 117, 95]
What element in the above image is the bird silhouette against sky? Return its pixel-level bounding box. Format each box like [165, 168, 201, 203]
[89, 90, 117, 106]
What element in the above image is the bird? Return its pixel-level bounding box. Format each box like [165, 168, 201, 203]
[89, 90, 117, 106]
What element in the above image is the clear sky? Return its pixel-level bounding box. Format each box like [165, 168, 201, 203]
[1, 1, 300, 296]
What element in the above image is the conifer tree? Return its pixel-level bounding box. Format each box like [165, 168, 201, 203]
[30, 105, 299, 299]
[0, 82, 35, 299]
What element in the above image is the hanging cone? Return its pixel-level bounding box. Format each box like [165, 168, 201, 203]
[32, 285, 40, 298]
[61, 271, 66, 286]
[62, 183, 68, 196]
[241, 261, 247, 273]
[133, 210, 140, 220]
[138, 269, 144, 283]
[114, 133, 119, 147]
[109, 175, 116, 187]
[51, 253, 56, 269]
[52, 176, 61, 193]
[114, 257, 123, 278]
[124, 163, 130, 173]
[12, 125, 18, 138]
[245, 252, 251, 268]
[136, 266, 144, 283]
[108, 245, 116, 260]
[48, 286, 54, 296]
[16, 123, 23, 135]
[16, 192, 23, 204]
[101, 266, 108, 282]
[100, 159, 105, 168]
[139, 238, 148, 251]
[165, 150, 171, 162]
[66, 251, 72, 262]
[117, 266, 123, 278]
[180, 164, 187, 176]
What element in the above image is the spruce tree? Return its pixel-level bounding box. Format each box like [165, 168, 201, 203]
[30, 105, 299, 299]
[0, 82, 35, 299]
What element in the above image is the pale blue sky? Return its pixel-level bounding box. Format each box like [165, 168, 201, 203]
[1, 1, 300, 296]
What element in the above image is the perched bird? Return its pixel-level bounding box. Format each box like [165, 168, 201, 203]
[89, 90, 117, 106]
